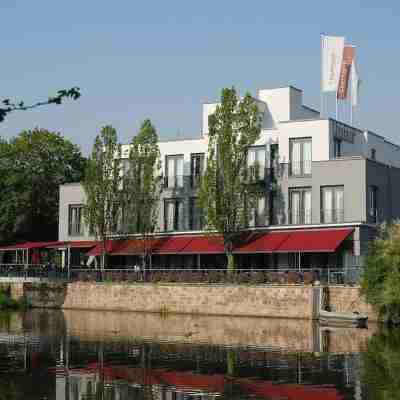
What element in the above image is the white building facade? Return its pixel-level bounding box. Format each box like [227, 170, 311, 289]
[59, 86, 400, 276]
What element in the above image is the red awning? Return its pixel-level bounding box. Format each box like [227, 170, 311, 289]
[0, 241, 60, 251]
[235, 231, 290, 253]
[111, 239, 145, 255]
[180, 235, 224, 254]
[235, 228, 353, 254]
[86, 240, 126, 257]
[276, 228, 353, 253]
[154, 236, 195, 254]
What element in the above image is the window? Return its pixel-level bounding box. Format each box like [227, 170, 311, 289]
[333, 139, 342, 158]
[248, 146, 266, 180]
[165, 155, 184, 188]
[189, 198, 203, 230]
[290, 138, 312, 176]
[249, 195, 267, 227]
[369, 186, 378, 223]
[321, 186, 344, 223]
[164, 199, 184, 231]
[190, 153, 204, 188]
[289, 188, 311, 224]
[371, 148, 376, 160]
[68, 205, 84, 236]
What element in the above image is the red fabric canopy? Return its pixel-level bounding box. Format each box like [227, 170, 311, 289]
[276, 228, 353, 253]
[86, 240, 126, 257]
[154, 235, 195, 254]
[180, 235, 224, 254]
[235, 231, 290, 253]
[0, 241, 60, 251]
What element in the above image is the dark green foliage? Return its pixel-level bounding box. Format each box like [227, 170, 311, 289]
[0, 129, 86, 243]
[362, 328, 400, 399]
[0, 87, 80, 123]
[360, 223, 400, 324]
[198, 87, 263, 272]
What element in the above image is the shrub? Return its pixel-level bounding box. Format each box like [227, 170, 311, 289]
[361, 222, 400, 324]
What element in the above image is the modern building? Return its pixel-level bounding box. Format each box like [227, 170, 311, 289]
[58, 86, 400, 275]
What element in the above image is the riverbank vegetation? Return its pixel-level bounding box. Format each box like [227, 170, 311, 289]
[361, 222, 400, 324]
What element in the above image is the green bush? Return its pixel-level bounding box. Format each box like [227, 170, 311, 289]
[361, 222, 400, 324]
[0, 291, 20, 310]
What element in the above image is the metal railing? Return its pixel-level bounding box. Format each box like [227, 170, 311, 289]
[0, 265, 361, 285]
[320, 209, 344, 224]
[289, 161, 312, 177]
[288, 209, 312, 225]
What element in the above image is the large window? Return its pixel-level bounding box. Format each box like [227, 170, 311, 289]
[333, 138, 342, 158]
[68, 205, 84, 236]
[164, 199, 184, 231]
[290, 138, 312, 176]
[189, 198, 203, 230]
[248, 146, 266, 181]
[321, 186, 344, 223]
[289, 188, 311, 225]
[190, 153, 204, 188]
[165, 155, 184, 188]
[369, 185, 378, 223]
[249, 195, 267, 227]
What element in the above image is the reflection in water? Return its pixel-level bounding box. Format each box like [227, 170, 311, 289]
[0, 309, 393, 400]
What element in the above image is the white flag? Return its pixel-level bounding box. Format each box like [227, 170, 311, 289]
[351, 60, 360, 107]
[321, 35, 345, 92]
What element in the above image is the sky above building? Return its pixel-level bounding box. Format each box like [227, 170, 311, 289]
[0, 1, 399, 153]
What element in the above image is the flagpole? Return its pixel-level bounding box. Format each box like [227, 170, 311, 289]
[320, 34, 324, 117]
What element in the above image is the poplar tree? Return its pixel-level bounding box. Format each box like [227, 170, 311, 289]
[198, 87, 262, 273]
[83, 126, 123, 270]
[123, 119, 162, 272]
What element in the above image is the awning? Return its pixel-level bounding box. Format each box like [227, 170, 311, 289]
[154, 236, 195, 254]
[276, 228, 353, 253]
[0, 241, 60, 251]
[45, 241, 97, 250]
[86, 240, 126, 257]
[235, 231, 290, 253]
[180, 235, 224, 254]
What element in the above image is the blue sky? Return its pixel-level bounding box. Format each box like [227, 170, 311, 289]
[1, 1, 399, 153]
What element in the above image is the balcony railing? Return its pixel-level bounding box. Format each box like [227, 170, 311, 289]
[289, 209, 312, 225]
[190, 174, 202, 188]
[321, 209, 344, 224]
[164, 174, 203, 189]
[68, 223, 82, 236]
[289, 161, 312, 177]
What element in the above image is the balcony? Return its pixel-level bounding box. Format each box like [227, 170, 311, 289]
[68, 223, 83, 237]
[164, 174, 204, 190]
[289, 161, 312, 177]
[320, 209, 344, 224]
[289, 209, 312, 225]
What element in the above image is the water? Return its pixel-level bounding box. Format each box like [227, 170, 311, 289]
[0, 309, 396, 399]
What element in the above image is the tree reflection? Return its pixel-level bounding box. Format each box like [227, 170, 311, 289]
[363, 328, 400, 399]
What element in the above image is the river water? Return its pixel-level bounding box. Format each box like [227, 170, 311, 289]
[0, 309, 397, 399]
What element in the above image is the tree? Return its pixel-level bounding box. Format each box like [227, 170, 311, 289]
[198, 87, 262, 273]
[360, 222, 400, 324]
[0, 129, 86, 243]
[83, 126, 123, 270]
[0, 87, 81, 123]
[122, 120, 162, 273]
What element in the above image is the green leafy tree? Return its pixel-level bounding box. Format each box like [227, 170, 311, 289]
[0, 87, 80, 123]
[198, 87, 262, 273]
[0, 129, 86, 243]
[360, 222, 400, 324]
[362, 328, 400, 399]
[83, 126, 123, 269]
[122, 119, 162, 272]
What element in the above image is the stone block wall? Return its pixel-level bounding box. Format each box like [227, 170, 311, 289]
[60, 283, 314, 319]
[327, 286, 378, 321]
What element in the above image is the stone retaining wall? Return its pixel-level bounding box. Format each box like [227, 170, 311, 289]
[7, 281, 378, 321]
